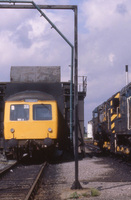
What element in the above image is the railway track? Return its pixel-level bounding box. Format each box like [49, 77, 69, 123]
[85, 142, 131, 165]
[85, 142, 102, 158]
[0, 162, 47, 200]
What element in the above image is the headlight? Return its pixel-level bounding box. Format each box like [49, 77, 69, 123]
[48, 128, 52, 133]
[10, 128, 15, 133]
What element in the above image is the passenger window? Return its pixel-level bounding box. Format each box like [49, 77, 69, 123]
[10, 104, 29, 121]
[33, 104, 52, 120]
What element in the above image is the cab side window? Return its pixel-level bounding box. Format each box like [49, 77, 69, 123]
[10, 104, 29, 121]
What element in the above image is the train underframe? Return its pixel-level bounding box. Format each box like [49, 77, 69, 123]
[94, 131, 131, 156]
[1, 138, 64, 161]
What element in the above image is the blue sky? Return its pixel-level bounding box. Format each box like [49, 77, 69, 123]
[0, 0, 131, 126]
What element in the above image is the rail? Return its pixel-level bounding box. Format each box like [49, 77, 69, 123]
[0, 162, 47, 200]
[25, 162, 47, 200]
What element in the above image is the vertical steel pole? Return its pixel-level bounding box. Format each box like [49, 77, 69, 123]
[70, 47, 74, 142]
[125, 65, 129, 85]
[71, 6, 82, 189]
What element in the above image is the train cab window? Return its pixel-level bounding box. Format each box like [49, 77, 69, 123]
[112, 98, 119, 114]
[94, 112, 98, 118]
[10, 104, 29, 121]
[33, 104, 52, 120]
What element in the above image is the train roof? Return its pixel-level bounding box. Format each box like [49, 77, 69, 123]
[92, 101, 106, 113]
[92, 91, 120, 114]
[106, 91, 120, 102]
[120, 82, 131, 96]
[5, 90, 55, 101]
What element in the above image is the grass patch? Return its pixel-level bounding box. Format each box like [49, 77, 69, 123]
[63, 188, 100, 199]
[82, 192, 90, 197]
[69, 192, 80, 199]
[91, 188, 100, 196]
[69, 191, 91, 199]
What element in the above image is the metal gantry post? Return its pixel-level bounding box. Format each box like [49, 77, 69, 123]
[70, 47, 74, 142]
[71, 6, 82, 189]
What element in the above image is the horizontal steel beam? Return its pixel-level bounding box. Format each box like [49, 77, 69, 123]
[0, 4, 76, 9]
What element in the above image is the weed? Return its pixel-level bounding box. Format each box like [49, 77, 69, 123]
[82, 192, 90, 197]
[69, 192, 80, 199]
[91, 188, 100, 196]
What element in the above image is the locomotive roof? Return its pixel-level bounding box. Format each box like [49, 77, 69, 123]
[120, 82, 131, 96]
[92, 91, 120, 114]
[5, 90, 55, 101]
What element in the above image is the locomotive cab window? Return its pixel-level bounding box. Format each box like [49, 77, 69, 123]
[112, 98, 119, 114]
[93, 112, 98, 119]
[33, 104, 52, 120]
[10, 104, 29, 121]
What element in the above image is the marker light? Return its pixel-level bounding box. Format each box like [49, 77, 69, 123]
[10, 128, 15, 133]
[48, 128, 52, 133]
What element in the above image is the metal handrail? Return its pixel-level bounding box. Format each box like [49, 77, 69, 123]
[78, 76, 87, 93]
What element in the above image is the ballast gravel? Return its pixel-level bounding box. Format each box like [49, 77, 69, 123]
[1, 154, 131, 199]
[35, 154, 131, 200]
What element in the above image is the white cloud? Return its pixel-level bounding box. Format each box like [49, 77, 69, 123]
[108, 53, 115, 64]
[81, 0, 129, 31]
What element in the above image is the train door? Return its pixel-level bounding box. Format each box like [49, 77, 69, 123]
[127, 96, 131, 130]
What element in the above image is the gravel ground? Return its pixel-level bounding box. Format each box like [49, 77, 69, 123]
[34, 154, 131, 200]
[1, 153, 131, 199]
